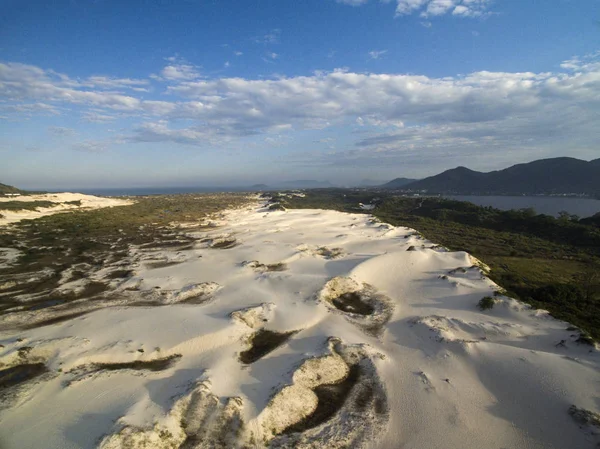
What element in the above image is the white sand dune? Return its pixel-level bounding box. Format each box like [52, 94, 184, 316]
[0, 193, 133, 226]
[0, 202, 598, 448]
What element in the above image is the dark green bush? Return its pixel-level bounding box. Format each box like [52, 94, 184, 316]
[478, 296, 495, 310]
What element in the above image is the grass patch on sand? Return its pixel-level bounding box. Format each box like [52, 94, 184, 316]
[0, 201, 56, 211]
[239, 329, 297, 364]
[89, 354, 182, 372]
[0, 193, 252, 323]
[211, 239, 238, 249]
[23, 311, 92, 329]
[280, 189, 600, 340]
[284, 364, 360, 434]
[0, 363, 48, 390]
[331, 292, 375, 315]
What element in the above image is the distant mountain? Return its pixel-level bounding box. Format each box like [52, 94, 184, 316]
[249, 184, 269, 190]
[356, 179, 388, 187]
[394, 158, 600, 196]
[380, 177, 419, 189]
[0, 182, 23, 195]
[278, 180, 334, 189]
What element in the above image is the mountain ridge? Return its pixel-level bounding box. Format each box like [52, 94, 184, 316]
[388, 157, 600, 196]
[0, 182, 23, 195]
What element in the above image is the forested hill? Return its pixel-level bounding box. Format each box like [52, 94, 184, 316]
[392, 157, 600, 196]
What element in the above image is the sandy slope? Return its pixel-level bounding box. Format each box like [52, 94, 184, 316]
[0, 193, 133, 225]
[0, 202, 598, 449]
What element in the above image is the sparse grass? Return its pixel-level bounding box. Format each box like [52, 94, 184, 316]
[24, 311, 91, 330]
[478, 296, 495, 311]
[575, 333, 595, 346]
[280, 189, 600, 340]
[0, 201, 55, 211]
[265, 262, 287, 272]
[0, 193, 252, 324]
[239, 329, 296, 364]
[0, 363, 47, 390]
[89, 354, 182, 372]
[568, 405, 600, 428]
[284, 364, 359, 434]
[145, 260, 184, 269]
[211, 239, 238, 249]
[315, 247, 343, 259]
[106, 269, 133, 279]
[331, 292, 375, 315]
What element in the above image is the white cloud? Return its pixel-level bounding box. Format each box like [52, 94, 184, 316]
[160, 64, 200, 81]
[72, 140, 108, 153]
[336, 0, 369, 5]
[335, 0, 494, 18]
[0, 102, 59, 115]
[368, 50, 388, 59]
[129, 119, 260, 146]
[0, 62, 143, 111]
[150, 56, 202, 82]
[234, 51, 243, 56]
[83, 76, 150, 90]
[3, 53, 600, 170]
[560, 51, 600, 71]
[424, 0, 455, 16]
[254, 29, 281, 44]
[82, 112, 117, 123]
[262, 52, 279, 64]
[48, 126, 76, 136]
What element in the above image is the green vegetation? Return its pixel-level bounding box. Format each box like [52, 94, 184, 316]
[0, 182, 24, 195]
[284, 364, 360, 434]
[88, 354, 182, 372]
[0, 201, 55, 211]
[0, 193, 252, 318]
[267, 203, 286, 211]
[0, 182, 45, 196]
[398, 157, 600, 197]
[331, 292, 375, 315]
[279, 189, 600, 340]
[478, 296, 495, 311]
[0, 363, 48, 390]
[265, 262, 287, 272]
[239, 329, 297, 364]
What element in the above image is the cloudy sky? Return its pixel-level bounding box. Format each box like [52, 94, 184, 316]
[2, 0, 599, 189]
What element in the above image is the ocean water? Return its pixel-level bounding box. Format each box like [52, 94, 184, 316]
[60, 186, 251, 196]
[446, 195, 600, 218]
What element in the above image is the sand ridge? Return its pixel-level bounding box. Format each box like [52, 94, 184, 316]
[0, 193, 133, 226]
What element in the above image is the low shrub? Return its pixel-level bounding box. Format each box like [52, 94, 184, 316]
[478, 296, 495, 310]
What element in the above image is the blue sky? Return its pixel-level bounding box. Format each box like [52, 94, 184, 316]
[1, 0, 599, 189]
